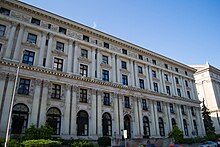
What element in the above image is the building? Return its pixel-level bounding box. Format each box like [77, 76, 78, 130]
[0, 0, 205, 145]
[191, 63, 220, 134]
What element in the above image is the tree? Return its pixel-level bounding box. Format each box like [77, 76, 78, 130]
[168, 125, 184, 144]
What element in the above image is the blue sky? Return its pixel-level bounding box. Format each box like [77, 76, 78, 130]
[20, 0, 220, 69]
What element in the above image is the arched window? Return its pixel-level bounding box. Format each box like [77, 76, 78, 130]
[171, 118, 176, 127]
[46, 107, 61, 135]
[11, 103, 29, 134]
[158, 117, 165, 136]
[193, 120, 198, 136]
[143, 116, 150, 138]
[124, 115, 131, 139]
[77, 110, 89, 136]
[183, 119, 188, 136]
[102, 112, 112, 136]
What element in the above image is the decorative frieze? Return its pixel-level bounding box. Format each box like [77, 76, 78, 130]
[33, 79, 42, 86]
[0, 72, 7, 80]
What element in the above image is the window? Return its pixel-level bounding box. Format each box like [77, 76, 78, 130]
[177, 88, 181, 97]
[31, 18, 40, 25]
[102, 113, 112, 136]
[181, 105, 185, 115]
[59, 27, 66, 34]
[157, 101, 162, 112]
[158, 117, 165, 136]
[138, 66, 143, 74]
[183, 119, 188, 136]
[191, 107, 195, 116]
[171, 118, 176, 127]
[80, 64, 88, 77]
[102, 70, 109, 81]
[80, 89, 87, 103]
[77, 110, 89, 136]
[45, 40, 48, 46]
[46, 107, 61, 135]
[18, 78, 30, 95]
[81, 49, 88, 58]
[170, 103, 174, 113]
[124, 115, 131, 139]
[164, 64, 168, 69]
[139, 54, 143, 60]
[104, 42, 109, 48]
[193, 120, 198, 136]
[175, 77, 179, 84]
[122, 74, 128, 85]
[139, 79, 145, 89]
[83, 35, 89, 42]
[122, 49, 127, 55]
[143, 116, 150, 138]
[103, 93, 110, 106]
[0, 44, 2, 52]
[152, 70, 156, 78]
[185, 71, 188, 76]
[152, 59, 156, 65]
[0, 7, 10, 16]
[27, 33, 37, 44]
[166, 86, 171, 95]
[51, 84, 61, 99]
[185, 80, 188, 87]
[142, 99, 148, 110]
[22, 50, 35, 65]
[175, 67, 179, 72]
[164, 74, 169, 81]
[187, 91, 191, 99]
[48, 24, 51, 29]
[102, 55, 108, 64]
[124, 96, 130, 108]
[153, 82, 158, 92]
[11, 104, 29, 134]
[0, 24, 6, 36]
[121, 61, 127, 69]
[56, 41, 64, 52]
[53, 58, 63, 71]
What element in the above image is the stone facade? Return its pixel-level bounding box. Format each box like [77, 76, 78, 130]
[191, 63, 220, 134]
[0, 0, 205, 145]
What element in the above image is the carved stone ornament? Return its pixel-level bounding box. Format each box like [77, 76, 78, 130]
[67, 30, 75, 38]
[43, 80, 50, 87]
[0, 72, 7, 80]
[52, 49, 67, 57]
[78, 57, 92, 64]
[41, 21, 48, 28]
[72, 85, 79, 92]
[75, 33, 83, 40]
[33, 79, 42, 86]
[91, 89, 96, 95]
[51, 24, 58, 32]
[8, 74, 16, 81]
[97, 40, 103, 47]
[64, 84, 71, 90]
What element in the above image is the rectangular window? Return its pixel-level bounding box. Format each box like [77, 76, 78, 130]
[187, 91, 191, 99]
[48, 24, 51, 29]
[177, 88, 181, 97]
[122, 74, 128, 85]
[191, 107, 195, 116]
[31, 18, 40, 25]
[56, 41, 64, 52]
[104, 42, 109, 48]
[59, 27, 66, 34]
[80, 64, 88, 77]
[175, 77, 179, 84]
[22, 50, 35, 65]
[164, 74, 169, 81]
[175, 67, 179, 72]
[164, 64, 168, 69]
[0, 44, 2, 52]
[185, 80, 188, 87]
[103, 93, 110, 106]
[166, 86, 171, 95]
[122, 49, 127, 55]
[152, 59, 156, 65]
[152, 70, 156, 78]
[80, 89, 87, 103]
[53, 57, 63, 71]
[170, 103, 174, 113]
[121, 61, 127, 69]
[142, 99, 148, 110]
[138, 66, 143, 74]
[157, 101, 162, 112]
[181, 105, 185, 115]
[102, 70, 109, 81]
[153, 82, 158, 92]
[18, 78, 30, 95]
[0, 24, 6, 36]
[81, 49, 88, 58]
[83, 35, 89, 42]
[102, 55, 108, 64]
[51, 84, 61, 99]
[27, 33, 37, 44]
[45, 40, 48, 46]
[185, 71, 188, 76]
[139, 54, 143, 60]
[0, 7, 10, 16]
[139, 79, 145, 89]
[124, 96, 130, 108]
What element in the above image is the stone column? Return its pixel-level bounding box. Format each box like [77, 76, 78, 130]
[0, 73, 7, 112]
[177, 105, 184, 130]
[153, 101, 160, 136]
[118, 95, 123, 134]
[145, 65, 150, 90]
[73, 42, 79, 75]
[134, 61, 139, 87]
[149, 100, 156, 137]
[63, 84, 71, 135]
[129, 59, 134, 86]
[116, 55, 120, 83]
[133, 97, 140, 137]
[159, 70, 165, 93]
[5, 23, 17, 59]
[166, 103, 172, 132]
[111, 53, 116, 83]
[67, 40, 73, 73]
[148, 66, 153, 91]
[197, 107, 206, 136]
[97, 90, 102, 136]
[13, 24, 24, 61]
[0, 75, 15, 136]
[113, 93, 119, 136]
[91, 47, 96, 79]
[181, 77, 187, 98]
[137, 98, 143, 137]
[29, 79, 42, 126]
[45, 33, 54, 68]
[38, 80, 49, 127]
[164, 103, 170, 136]
[188, 106, 194, 137]
[96, 49, 101, 79]
[70, 86, 77, 135]
[192, 80, 198, 100]
[171, 74, 176, 96]
[90, 89, 97, 136]
[38, 31, 47, 66]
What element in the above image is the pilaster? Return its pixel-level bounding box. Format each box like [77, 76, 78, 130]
[45, 33, 54, 68]
[96, 49, 101, 79]
[73, 41, 79, 74]
[90, 89, 97, 136]
[70, 85, 77, 135]
[67, 40, 73, 73]
[111, 53, 116, 83]
[38, 31, 47, 66]
[63, 84, 71, 135]
[5, 22, 17, 59]
[0, 73, 7, 112]
[13, 24, 25, 61]
[91, 47, 96, 79]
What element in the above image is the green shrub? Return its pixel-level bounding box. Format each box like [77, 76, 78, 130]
[98, 137, 111, 146]
[205, 130, 216, 141]
[21, 139, 61, 147]
[71, 139, 93, 147]
[0, 138, 19, 147]
[168, 125, 184, 144]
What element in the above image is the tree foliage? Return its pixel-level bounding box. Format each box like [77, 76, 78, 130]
[168, 125, 184, 144]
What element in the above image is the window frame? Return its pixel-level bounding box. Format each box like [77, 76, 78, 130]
[153, 82, 158, 92]
[139, 79, 145, 89]
[18, 78, 30, 95]
[80, 89, 87, 103]
[27, 33, 37, 44]
[102, 55, 108, 64]
[124, 96, 130, 108]
[22, 50, 35, 65]
[122, 74, 128, 85]
[80, 64, 88, 77]
[81, 49, 88, 58]
[31, 18, 40, 26]
[0, 24, 6, 36]
[0, 7, 10, 16]
[51, 84, 61, 99]
[142, 99, 148, 110]
[121, 61, 127, 69]
[103, 93, 110, 106]
[53, 57, 63, 71]
[102, 70, 109, 81]
[56, 41, 64, 52]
